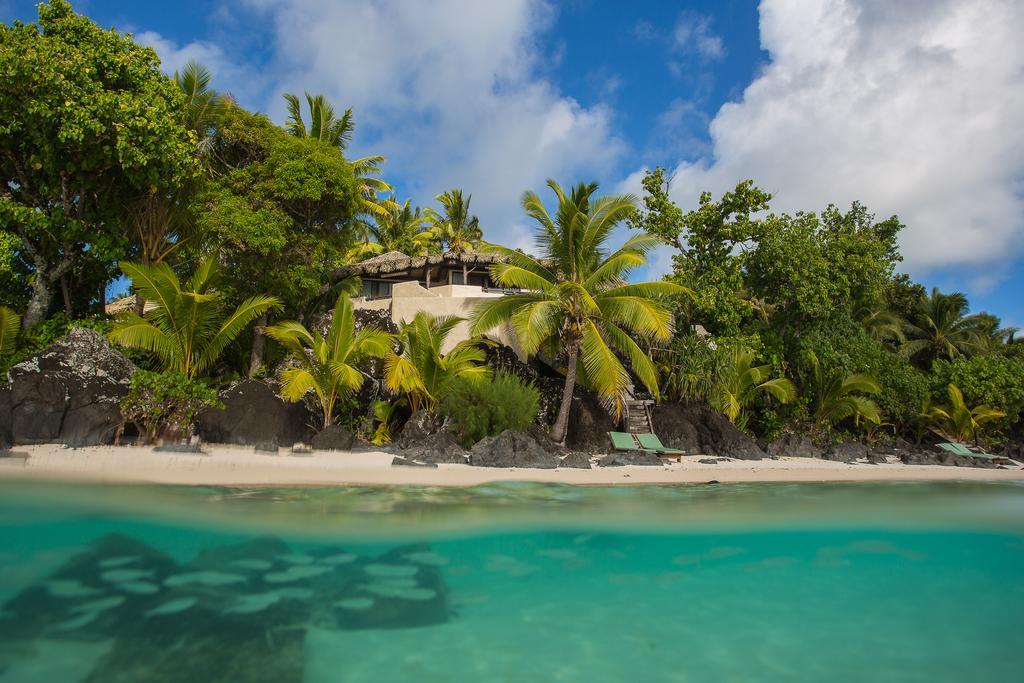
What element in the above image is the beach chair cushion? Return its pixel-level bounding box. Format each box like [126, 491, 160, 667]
[609, 432, 656, 452]
[635, 433, 685, 454]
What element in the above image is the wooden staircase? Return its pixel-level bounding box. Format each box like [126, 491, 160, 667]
[624, 398, 653, 434]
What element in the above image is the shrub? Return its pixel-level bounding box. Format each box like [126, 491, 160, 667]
[930, 355, 1024, 435]
[439, 373, 540, 446]
[120, 371, 222, 444]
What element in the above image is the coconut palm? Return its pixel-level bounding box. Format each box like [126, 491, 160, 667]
[806, 352, 882, 430]
[360, 198, 435, 257]
[426, 189, 483, 279]
[265, 293, 391, 429]
[712, 347, 796, 428]
[0, 305, 20, 366]
[970, 312, 1017, 354]
[924, 383, 1005, 444]
[175, 60, 227, 150]
[109, 258, 282, 378]
[901, 288, 982, 366]
[858, 307, 905, 344]
[470, 179, 690, 444]
[384, 312, 490, 413]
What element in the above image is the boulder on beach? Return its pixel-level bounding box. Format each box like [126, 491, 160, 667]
[398, 430, 468, 465]
[469, 429, 561, 468]
[767, 433, 822, 459]
[565, 394, 616, 453]
[651, 400, 767, 460]
[599, 451, 664, 467]
[196, 379, 314, 447]
[8, 328, 135, 447]
[311, 425, 357, 451]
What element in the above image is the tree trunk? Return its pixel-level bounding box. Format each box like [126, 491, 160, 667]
[463, 263, 468, 285]
[134, 292, 146, 317]
[248, 312, 269, 378]
[22, 273, 53, 330]
[551, 344, 580, 445]
[60, 275, 73, 318]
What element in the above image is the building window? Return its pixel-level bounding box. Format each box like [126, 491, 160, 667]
[361, 279, 392, 299]
[450, 271, 464, 285]
[468, 273, 489, 288]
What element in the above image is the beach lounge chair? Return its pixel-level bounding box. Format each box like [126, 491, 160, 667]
[937, 442, 999, 461]
[609, 431, 654, 452]
[634, 433, 686, 455]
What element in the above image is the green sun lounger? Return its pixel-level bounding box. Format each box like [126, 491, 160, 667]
[609, 431, 654, 452]
[635, 433, 685, 455]
[938, 442, 997, 460]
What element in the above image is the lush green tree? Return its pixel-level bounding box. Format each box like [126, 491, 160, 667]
[385, 312, 490, 413]
[266, 292, 391, 429]
[120, 370, 222, 444]
[629, 170, 770, 335]
[924, 384, 1005, 444]
[0, 0, 197, 328]
[194, 103, 361, 374]
[969, 312, 1016, 354]
[745, 204, 903, 332]
[109, 257, 282, 378]
[901, 288, 982, 367]
[472, 180, 688, 443]
[711, 347, 796, 429]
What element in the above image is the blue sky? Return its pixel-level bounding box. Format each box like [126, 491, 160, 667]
[4, 0, 1023, 328]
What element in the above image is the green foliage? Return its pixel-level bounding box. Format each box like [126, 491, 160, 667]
[439, 373, 540, 446]
[0, 306, 20, 376]
[804, 351, 882, 431]
[929, 355, 1024, 434]
[0, 0, 197, 327]
[923, 384, 1006, 443]
[472, 179, 689, 443]
[265, 292, 391, 429]
[120, 370, 221, 444]
[426, 189, 483, 254]
[901, 288, 982, 367]
[195, 105, 360, 311]
[109, 257, 282, 377]
[385, 312, 490, 413]
[352, 197, 434, 259]
[370, 399, 406, 446]
[711, 347, 796, 429]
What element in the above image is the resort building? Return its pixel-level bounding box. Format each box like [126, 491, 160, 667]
[331, 251, 524, 355]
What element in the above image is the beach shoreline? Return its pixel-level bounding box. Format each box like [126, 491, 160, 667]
[1, 444, 1022, 488]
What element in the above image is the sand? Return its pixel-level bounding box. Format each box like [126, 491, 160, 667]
[1, 443, 1022, 487]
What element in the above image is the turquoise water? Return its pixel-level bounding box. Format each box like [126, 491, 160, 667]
[1, 481, 1022, 681]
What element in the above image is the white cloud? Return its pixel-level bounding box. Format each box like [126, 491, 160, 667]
[230, 0, 623, 248]
[133, 30, 261, 104]
[673, 13, 725, 61]
[659, 0, 1024, 283]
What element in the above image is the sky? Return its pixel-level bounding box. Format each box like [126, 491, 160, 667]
[3, 0, 1023, 327]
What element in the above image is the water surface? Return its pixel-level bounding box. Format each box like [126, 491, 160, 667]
[1, 480, 1022, 681]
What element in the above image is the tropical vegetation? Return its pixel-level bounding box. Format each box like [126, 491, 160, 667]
[1, 1, 1022, 454]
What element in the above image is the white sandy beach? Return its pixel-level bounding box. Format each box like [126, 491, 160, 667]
[1, 443, 1022, 487]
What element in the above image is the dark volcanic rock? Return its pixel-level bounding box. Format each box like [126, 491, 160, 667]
[8, 328, 135, 446]
[565, 394, 616, 453]
[559, 451, 593, 469]
[599, 451, 664, 467]
[469, 429, 561, 468]
[400, 430, 468, 464]
[197, 379, 313, 447]
[823, 442, 869, 462]
[651, 400, 766, 460]
[0, 385, 11, 450]
[396, 411, 441, 449]
[767, 433, 822, 459]
[900, 449, 998, 469]
[311, 425, 357, 451]
[699, 458, 720, 464]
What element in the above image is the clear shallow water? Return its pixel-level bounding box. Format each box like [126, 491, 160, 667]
[0, 481, 1022, 682]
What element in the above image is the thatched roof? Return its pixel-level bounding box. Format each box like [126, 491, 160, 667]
[332, 249, 508, 280]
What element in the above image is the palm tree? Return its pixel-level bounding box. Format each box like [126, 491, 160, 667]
[426, 189, 483, 280]
[858, 307, 905, 344]
[282, 92, 393, 248]
[0, 306, 20, 368]
[470, 179, 689, 444]
[384, 312, 490, 413]
[925, 384, 1005, 444]
[901, 288, 981, 366]
[129, 61, 225, 316]
[806, 352, 882, 430]
[360, 198, 434, 257]
[712, 347, 796, 428]
[109, 258, 282, 378]
[970, 312, 1017, 354]
[265, 292, 391, 429]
